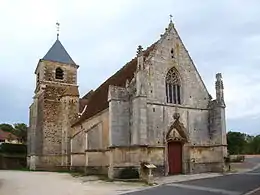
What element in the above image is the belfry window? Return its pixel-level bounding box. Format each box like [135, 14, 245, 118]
[55, 67, 64, 80]
[166, 68, 181, 104]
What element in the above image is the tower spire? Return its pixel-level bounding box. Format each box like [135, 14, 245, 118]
[56, 22, 60, 40]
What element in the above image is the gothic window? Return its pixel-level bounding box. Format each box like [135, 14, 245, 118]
[166, 68, 181, 104]
[55, 67, 64, 80]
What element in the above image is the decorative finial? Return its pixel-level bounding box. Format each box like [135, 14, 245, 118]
[137, 45, 143, 55]
[169, 14, 173, 23]
[215, 73, 224, 90]
[56, 22, 60, 39]
[216, 73, 222, 81]
[173, 113, 180, 120]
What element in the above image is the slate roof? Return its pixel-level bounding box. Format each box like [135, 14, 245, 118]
[72, 43, 157, 127]
[42, 39, 76, 65]
[79, 90, 94, 113]
[79, 99, 89, 113]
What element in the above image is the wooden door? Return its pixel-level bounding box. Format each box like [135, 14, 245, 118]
[168, 142, 182, 174]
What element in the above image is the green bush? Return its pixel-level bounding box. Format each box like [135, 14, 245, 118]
[0, 143, 27, 154]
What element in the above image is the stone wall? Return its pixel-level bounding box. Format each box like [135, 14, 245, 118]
[35, 93, 44, 156]
[71, 130, 85, 154]
[108, 146, 165, 178]
[41, 60, 78, 84]
[70, 127, 86, 167]
[189, 146, 225, 173]
[147, 104, 210, 146]
[88, 124, 103, 149]
[42, 89, 62, 155]
[71, 109, 109, 168]
[71, 154, 85, 167]
[87, 151, 109, 166]
[28, 102, 36, 156]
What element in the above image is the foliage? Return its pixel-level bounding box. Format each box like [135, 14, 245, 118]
[227, 132, 246, 155]
[227, 131, 260, 155]
[13, 123, 28, 143]
[0, 123, 14, 132]
[0, 123, 28, 143]
[0, 143, 27, 154]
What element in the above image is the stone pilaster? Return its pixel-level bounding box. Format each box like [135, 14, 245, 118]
[208, 73, 228, 171]
[131, 45, 148, 145]
[108, 85, 130, 146]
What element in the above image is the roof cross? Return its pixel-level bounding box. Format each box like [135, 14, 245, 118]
[56, 22, 60, 39]
[169, 14, 173, 23]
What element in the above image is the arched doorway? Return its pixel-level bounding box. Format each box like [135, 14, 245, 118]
[168, 141, 182, 174]
[165, 113, 188, 175]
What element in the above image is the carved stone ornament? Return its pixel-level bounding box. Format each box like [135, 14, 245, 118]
[166, 113, 188, 142]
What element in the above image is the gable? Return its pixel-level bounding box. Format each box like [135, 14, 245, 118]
[147, 23, 211, 107]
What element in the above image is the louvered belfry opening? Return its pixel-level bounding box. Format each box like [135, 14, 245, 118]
[166, 68, 181, 104]
[55, 67, 64, 80]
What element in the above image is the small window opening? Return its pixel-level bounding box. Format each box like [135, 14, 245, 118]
[55, 67, 64, 80]
[171, 48, 174, 58]
[37, 73, 40, 83]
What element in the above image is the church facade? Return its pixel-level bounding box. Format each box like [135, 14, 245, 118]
[27, 20, 227, 178]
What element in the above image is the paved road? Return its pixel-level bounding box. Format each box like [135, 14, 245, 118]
[124, 172, 260, 195]
[124, 158, 260, 195]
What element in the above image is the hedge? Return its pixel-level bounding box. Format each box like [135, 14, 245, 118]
[0, 143, 27, 154]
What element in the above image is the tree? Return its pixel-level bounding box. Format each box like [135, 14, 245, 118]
[227, 131, 260, 155]
[248, 135, 260, 154]
[13, 123, 28, 143]
[0, 123, 14, 132]
[227, 131, 247, 155]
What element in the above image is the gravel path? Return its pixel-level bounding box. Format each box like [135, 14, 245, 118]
[0, 170, 146, 195]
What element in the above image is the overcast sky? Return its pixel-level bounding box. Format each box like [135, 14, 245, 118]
[0, 0, 260, 135]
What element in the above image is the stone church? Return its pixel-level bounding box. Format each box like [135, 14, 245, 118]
[28, 19, 227, 179]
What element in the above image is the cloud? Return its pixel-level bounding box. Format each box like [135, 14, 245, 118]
[0, 0, 260, 135]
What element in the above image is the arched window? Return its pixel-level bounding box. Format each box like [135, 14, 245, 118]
[55, 67, 64, 80]
[166, 68, 181, 104]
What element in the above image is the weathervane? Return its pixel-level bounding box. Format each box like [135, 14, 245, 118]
[56, 22, 60, 39]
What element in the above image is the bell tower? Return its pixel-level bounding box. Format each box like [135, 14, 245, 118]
[28, 23, 79, 170]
